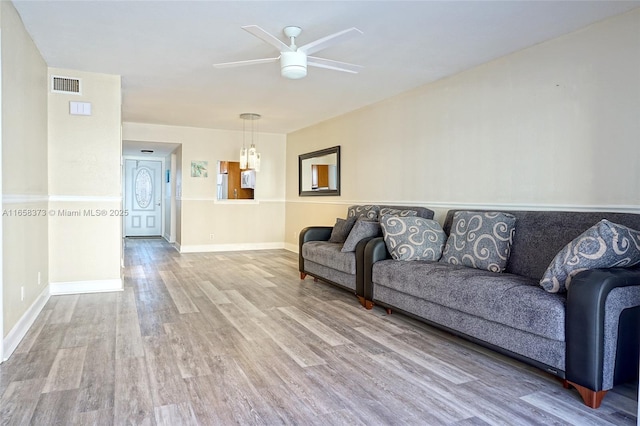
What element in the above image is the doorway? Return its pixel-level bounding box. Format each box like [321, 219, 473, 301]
[124, 159, 163, 236]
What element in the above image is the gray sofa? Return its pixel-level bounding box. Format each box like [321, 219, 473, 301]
[299, 205, 434, 304]
[364, 209, 640, 408]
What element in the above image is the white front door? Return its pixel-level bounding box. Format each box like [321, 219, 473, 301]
[125, 159, 162, 236]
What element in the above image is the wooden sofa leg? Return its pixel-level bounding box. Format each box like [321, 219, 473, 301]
[300, 272, 307, 280]
[313, 277, 318, 282]
[565, 380, 607, 409]
[357, 296, 366, 307]
[385, 308, 392, 315]
[364, 300, 374, 310]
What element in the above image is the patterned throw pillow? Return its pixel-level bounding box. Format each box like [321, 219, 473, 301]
[440, 211, 516, 272]
[347, 205, 380, 221]
[328, 217, 357, 244]
[341, 219, 381, 252]
[539, 219, 640, 293]
[379, 208, 418, 218]
[380, 215, 446, 261]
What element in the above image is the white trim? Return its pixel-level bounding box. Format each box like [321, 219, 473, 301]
[49, 279, 123, 295]
[285, 199, 640, 214]
[180, 197, 285, 203]
[418, 201, 640, 214]
[3, 286, 50, 361]
[284, 242, 298, 253]
[179, 242, 285, 253]
[3, 195, 124, 204]
[287, 198, 355, 205]
[172, 242, 182, 252]
[49, 195, 122, 203]
[213, 199, 259, 205]
[2, 194, 48, 204]
[254, 198, 285, 203]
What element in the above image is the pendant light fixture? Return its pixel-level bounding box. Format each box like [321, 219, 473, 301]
[239, 113, 261, 171]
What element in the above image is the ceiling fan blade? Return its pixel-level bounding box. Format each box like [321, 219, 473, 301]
[307, 56, 363, 74]
[242, 25, 292, 52]
[299, 27, 362, 56]
[213, 57, 279, 69]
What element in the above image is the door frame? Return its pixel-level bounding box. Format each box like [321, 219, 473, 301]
[122, 155, 166, 238]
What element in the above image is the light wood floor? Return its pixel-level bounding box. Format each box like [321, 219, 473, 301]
[1, 238, 637, 425]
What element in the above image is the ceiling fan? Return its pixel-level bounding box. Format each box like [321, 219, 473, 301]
[213, 25, 363, 80]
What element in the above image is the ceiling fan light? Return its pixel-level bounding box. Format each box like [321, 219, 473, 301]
[281, 51, 307, 79]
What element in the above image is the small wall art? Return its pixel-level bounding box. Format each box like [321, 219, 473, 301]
[191, 161, 208, 178]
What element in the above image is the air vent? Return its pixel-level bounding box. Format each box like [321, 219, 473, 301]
[51, 76, 81, 94]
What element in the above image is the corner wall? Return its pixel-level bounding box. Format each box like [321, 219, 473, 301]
[285, 9, 640, 250]
[48, 68, 122, 294]
[1, 0, 49, 355]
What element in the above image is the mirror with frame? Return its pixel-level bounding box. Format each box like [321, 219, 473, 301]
[299, 146, 340, 196]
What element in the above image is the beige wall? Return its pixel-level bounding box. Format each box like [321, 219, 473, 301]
[1, 1, 49, 338]
[285, 9, 640, 250]
[122, 122, 286, 251]
[48, 68, 122, 286]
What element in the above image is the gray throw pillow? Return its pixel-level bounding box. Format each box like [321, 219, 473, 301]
[379, 208, 418, 218]
[347, 205, 380, 221]
[539, 219, 640, 293]
[341, 219, 381, 252]
[328, 217, 357, 244]
[440, 211, 516, 272]
[380, 214, 446, 261]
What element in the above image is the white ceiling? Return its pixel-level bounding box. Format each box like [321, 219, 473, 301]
[13, 1, 640, 134]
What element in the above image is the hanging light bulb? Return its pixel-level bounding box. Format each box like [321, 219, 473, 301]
[248, 144, 257, 170]
[239, 115, 248, 169]
[239, 146, 248, 170]
[239, 113, 261, 171]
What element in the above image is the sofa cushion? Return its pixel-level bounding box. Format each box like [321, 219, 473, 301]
[328, 217, 357, 244]
[372, 260, 566, 341]
[540, 219, 640, 293]
[341, 219, 381, 252]
[379, 207, 418, 218]
[441, 211, 516, 272]
[380, 215, 446, 261]
[347, 205, 380, 221]
[302, 241, 356, 275]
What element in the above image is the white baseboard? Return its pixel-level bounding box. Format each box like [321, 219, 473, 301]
[3, 286, 50, 361]
[179, 242, 285, 253]
[49, 278, 123, 295]
[284, 243, 298, 253]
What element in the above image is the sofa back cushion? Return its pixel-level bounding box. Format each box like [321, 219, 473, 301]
[347, 205, 381, 220]
[347, 205, 434, 221]
[443, 210, 640, 281]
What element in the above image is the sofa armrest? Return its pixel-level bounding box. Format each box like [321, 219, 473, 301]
[299, 226, 333, 273]
[355, 237, 376, 298]
[566, 267, 640, 392]
[363, 237, 391, 302]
